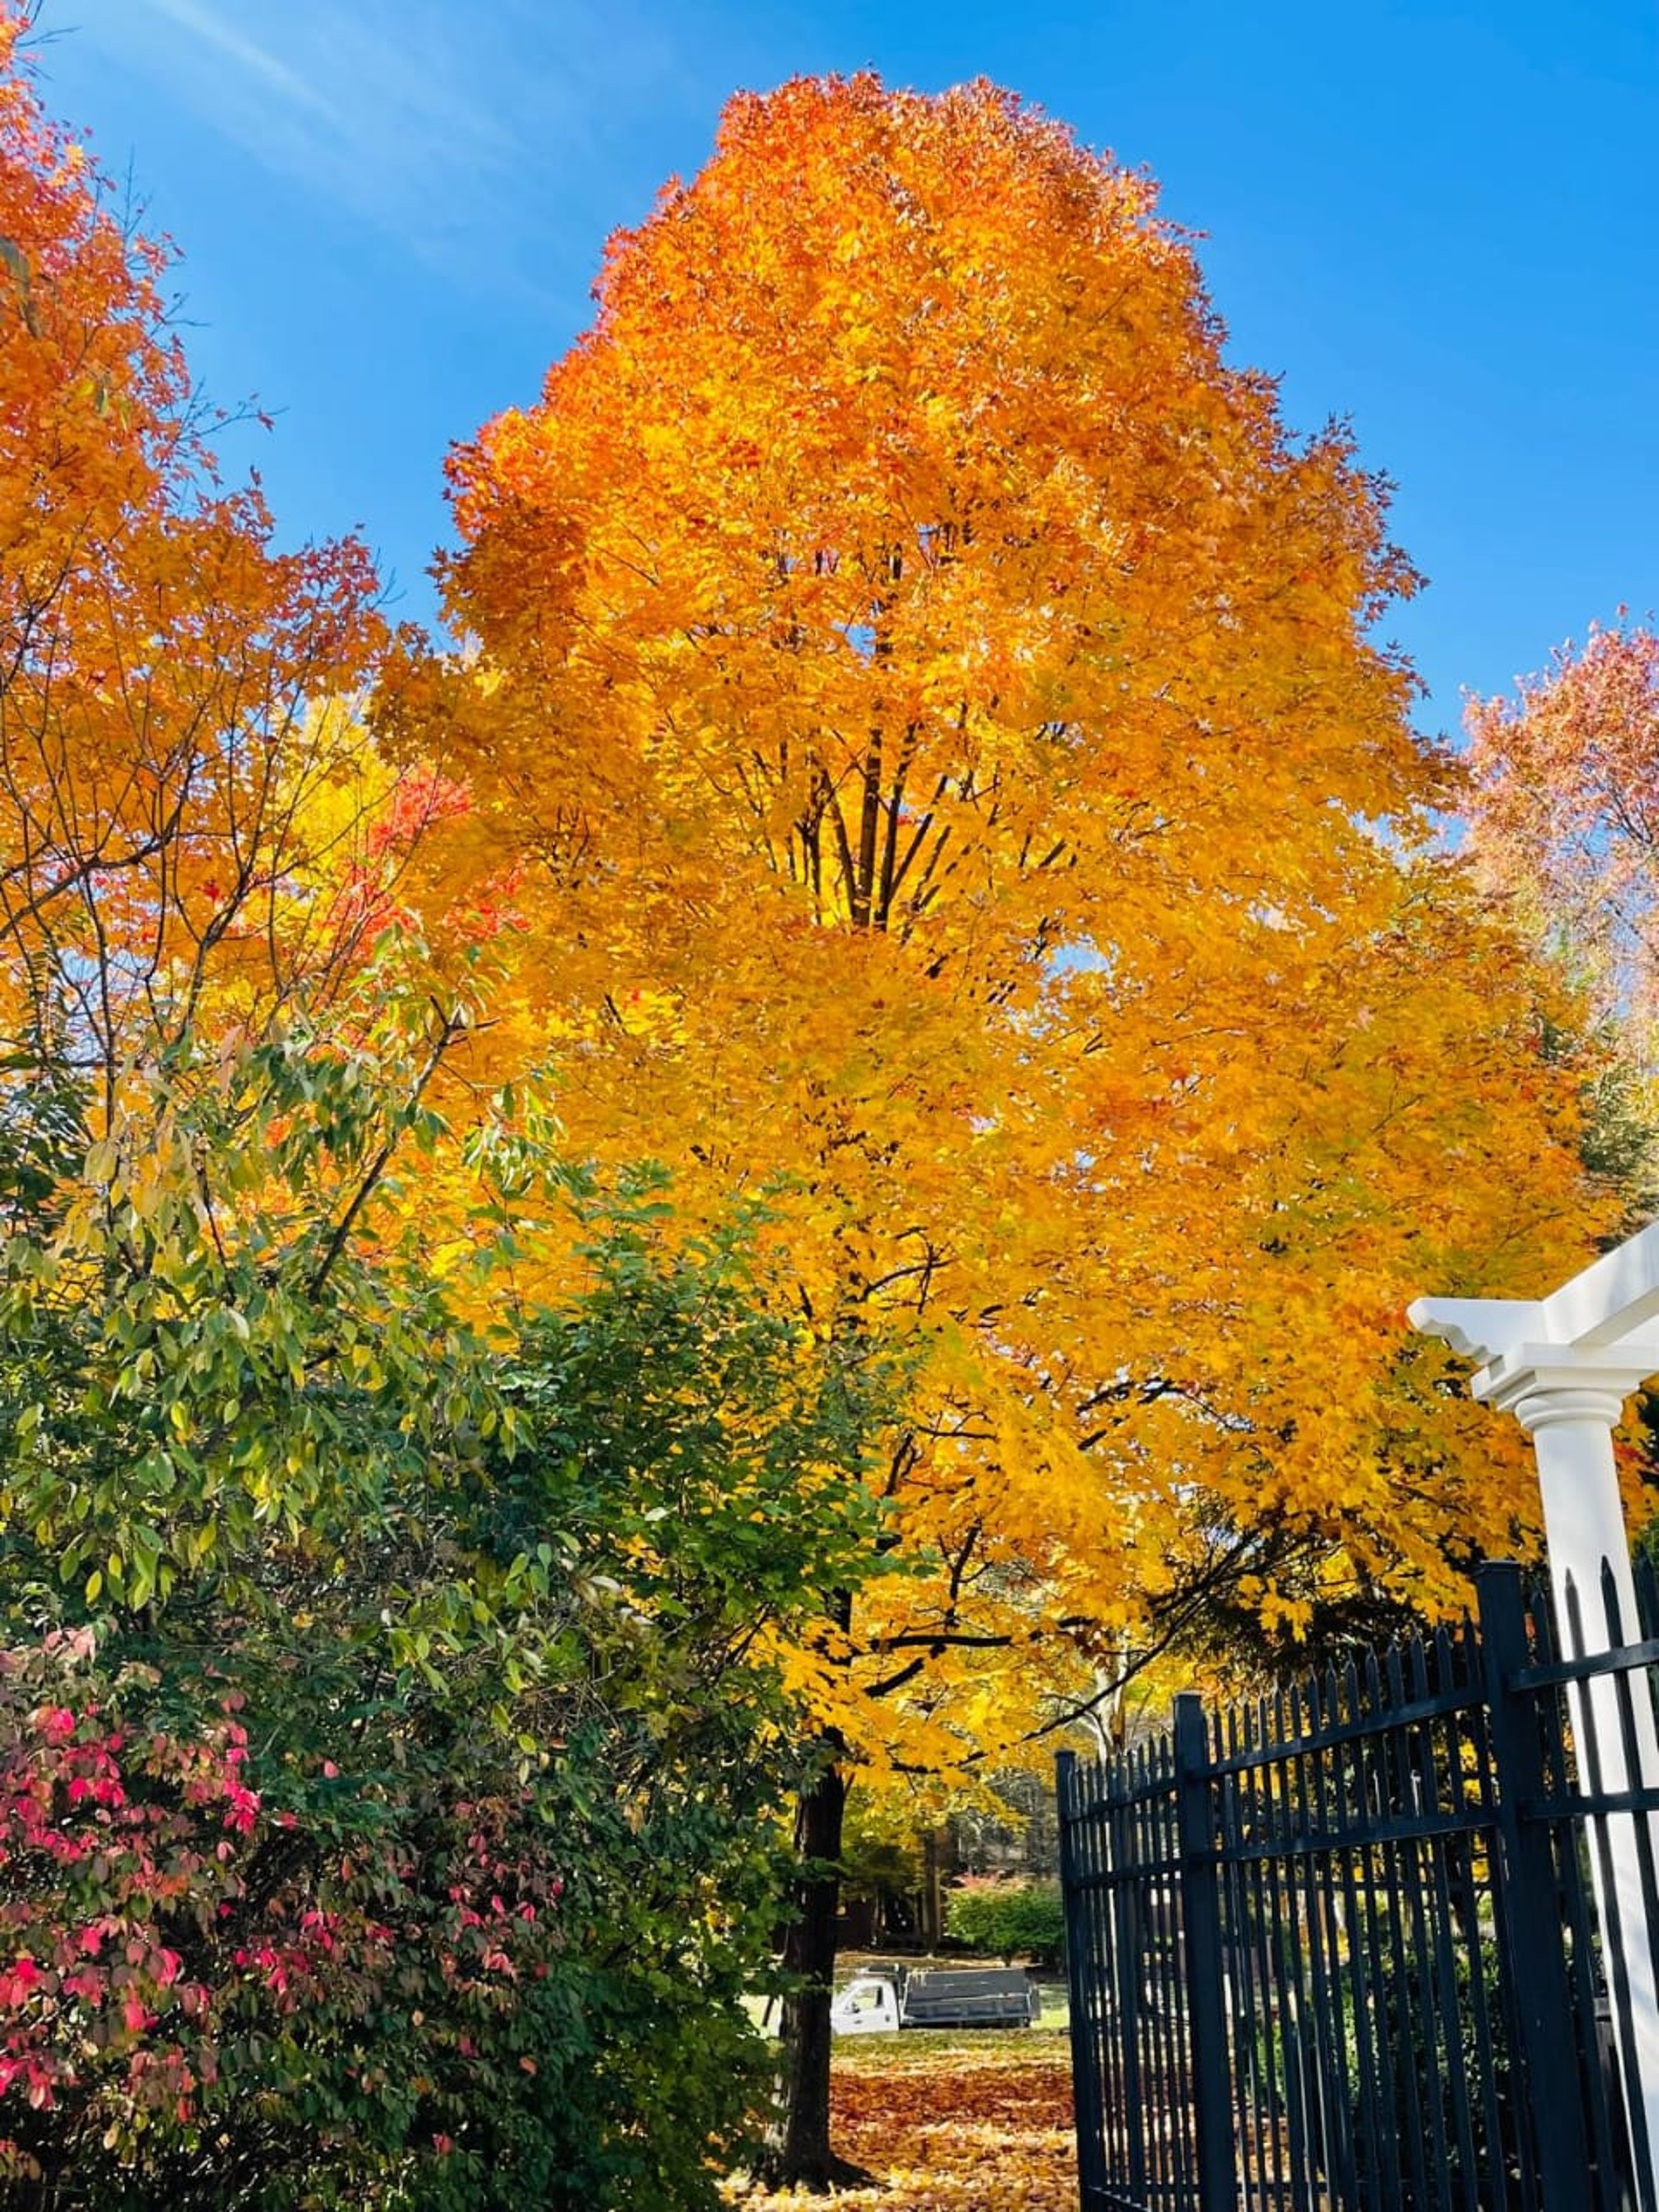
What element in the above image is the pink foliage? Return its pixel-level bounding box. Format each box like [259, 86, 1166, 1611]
[1467, 620, 1659, 1031]
[0, 1631, 564, 2181]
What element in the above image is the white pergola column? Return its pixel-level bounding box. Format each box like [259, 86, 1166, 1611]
[1414, 1229, 1659, 2190]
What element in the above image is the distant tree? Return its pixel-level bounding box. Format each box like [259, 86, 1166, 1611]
[1466, 622, 1659, 1230]
[1467, 622, 1659, 1049]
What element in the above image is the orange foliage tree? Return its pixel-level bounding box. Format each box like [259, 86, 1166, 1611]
[382, 76, 1609, 2183]
[0, 3, 400, 1098]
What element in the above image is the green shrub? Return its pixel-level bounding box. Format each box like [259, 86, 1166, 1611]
[0, 1021, 900, 2210]
[944, 1877, 1065, 1966]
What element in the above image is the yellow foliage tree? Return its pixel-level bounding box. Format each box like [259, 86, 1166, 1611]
[380, 75, 1609, 2181]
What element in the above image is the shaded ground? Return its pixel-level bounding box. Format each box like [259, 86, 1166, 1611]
[728, 2031, 1077, 2211]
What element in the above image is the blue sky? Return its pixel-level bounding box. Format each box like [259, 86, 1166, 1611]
[33, 0, 1659, 736]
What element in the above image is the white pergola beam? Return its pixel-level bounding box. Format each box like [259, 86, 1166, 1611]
[1477, 1336, 1659, 1401]
[1409, 1219, 1659, 1370]
[1541, 1217, 1659, 1350]
[1406, 1296, 1543, 1363]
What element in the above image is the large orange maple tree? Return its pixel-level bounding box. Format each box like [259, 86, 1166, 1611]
[383, 75, 1609, 2181]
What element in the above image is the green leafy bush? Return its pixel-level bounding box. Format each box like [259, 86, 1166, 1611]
[0, 1015, 899, 2209]
[944, 1877, 1065, 1967]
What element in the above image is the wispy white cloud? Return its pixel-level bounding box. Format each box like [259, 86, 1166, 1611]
[76, 0, 740, 293]
[139, 0, 341, 121]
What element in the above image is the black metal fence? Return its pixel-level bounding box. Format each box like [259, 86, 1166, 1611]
[1058, 1559, 1659, 2212]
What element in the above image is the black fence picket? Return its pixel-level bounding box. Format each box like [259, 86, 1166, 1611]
[1058, 1559, 1659, 2212]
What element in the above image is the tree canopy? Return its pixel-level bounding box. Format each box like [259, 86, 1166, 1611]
[385, 74, 1610, 1774]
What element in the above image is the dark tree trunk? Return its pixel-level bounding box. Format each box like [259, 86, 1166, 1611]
[757, 1758, 873, 2190]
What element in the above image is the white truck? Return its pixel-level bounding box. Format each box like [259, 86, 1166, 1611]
[830, 1963, 1042, 2035]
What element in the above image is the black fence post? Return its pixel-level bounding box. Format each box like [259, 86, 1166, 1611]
[1477, 1560, 1599, 2210]
[1058, 1750, 1108, 2211]
[1175, 1692, 1235, 2212]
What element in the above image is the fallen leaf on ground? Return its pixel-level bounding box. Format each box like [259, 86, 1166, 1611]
[728, 2036, 1077, 2212]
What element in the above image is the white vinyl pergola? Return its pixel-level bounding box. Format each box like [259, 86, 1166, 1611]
[1414, 1220, 1659, 2184]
